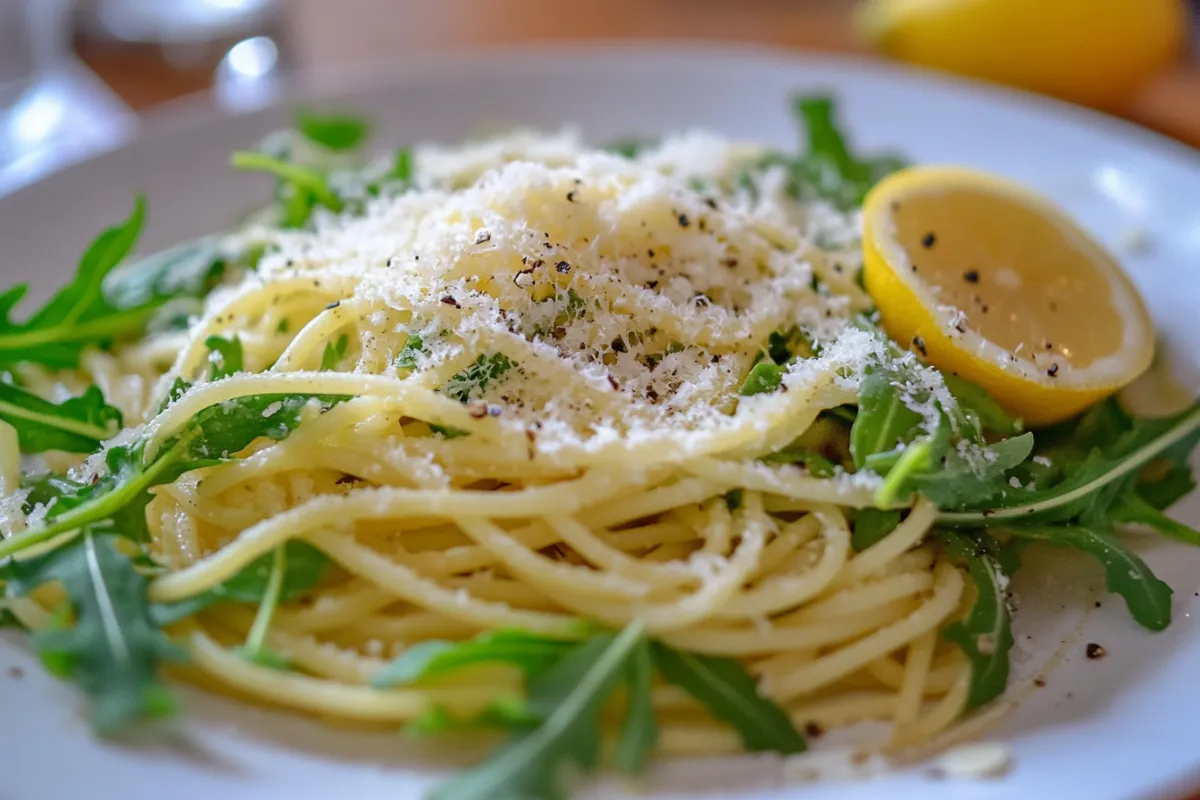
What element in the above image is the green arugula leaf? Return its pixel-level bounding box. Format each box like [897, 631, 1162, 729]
[405, 695, 537, 737]
[604, 138, 653, 158]
[907, 433, 1035, 509]
[388, 148, 413, 182]
[616, 637, 657, 774]
[0, 197, 146, 368]
[234, 545, 290, 669]
[651, 644, 805, 754]
[295, 109, 370, 151]
[937, 531, 1013, 710]
[443, 353, 515, 403]
[1137, 464, 1196, 511]
[852, 508, 901, 552]
[0, 531, 182, 733]
[0, 382, 121, 454]
[103, 237, 226, 311]
[1005, 526, 1173, 631]
[371, 630, 575, 689]
[320, 334, 349, 371]
[850, 370, 926, 470]
[205, 335, 243, 380]
[232, 151, 344, 222]
[427, 622, 646, 800]
[739, 362, 785, 396]
[1113, 493, 1200, 546]
[395, 333, 425, 370]
[0, 393, 351, 560]
[150, 540, 329, 626]
[942, 373, 1024, 439]
[939, 402, 1200, 526]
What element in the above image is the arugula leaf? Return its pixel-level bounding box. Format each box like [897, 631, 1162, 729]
[395, 333, 425, 370]
[739, 362, 785, 396]
[651, 644, 805, 754]
[233, 545, 290, 669]
[405, 695, 537, 737]
[443, 353, 515, 403]
[320, 334, 349, 371]
[371, 630, 575, 688]
[852, 508, 901, 552]
[0, 197, 146, 368]
[150, 540, 329, 626]
[427, 623, 646, 800]
[616, 637, 657, 774]
[388, 148, 413, 182]
[937, 531, 1013, 709]
[205, 335, 243, 380]
[939, 402, 1200, 526]
[295, 109, 370, 151]
[907, 433, 1035, 509]
[942, 373, 1024, 439]
[760, 447, 836, 477]
[0, 382, 121, 454]
[604, 138, 653, 158]
[232, 151, 344, 221]
[103, 238, 226, 311]
[1113, 492, 1200, 545]
[0, 531, 182, 733]
[1006, 526, 1173, 631]
[0, 393, 351, 560]
[850, 370, 925, 469]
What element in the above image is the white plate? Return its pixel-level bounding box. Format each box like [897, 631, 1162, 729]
[1, 44, 1199, 800]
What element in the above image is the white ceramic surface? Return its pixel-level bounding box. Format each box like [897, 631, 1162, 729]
[1, 44, 1199, 800]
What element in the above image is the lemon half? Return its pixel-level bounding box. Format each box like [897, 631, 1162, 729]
[862, 166, 1155, 426]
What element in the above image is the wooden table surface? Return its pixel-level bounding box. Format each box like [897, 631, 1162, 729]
[77, 0, 1200, 149]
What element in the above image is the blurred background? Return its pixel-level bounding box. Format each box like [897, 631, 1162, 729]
[0, 0, 1197, 196]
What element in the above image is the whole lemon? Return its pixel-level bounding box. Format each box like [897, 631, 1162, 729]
[858, 0, 1189, 109]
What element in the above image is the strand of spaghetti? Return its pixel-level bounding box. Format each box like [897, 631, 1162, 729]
[787, 691, 901, 729]
[683, 458, 879, 507]
[185, 629, 495, 720]
[834, 498, 937, 586]
[767, 562, 966, 702]
[585, 477, 725, 529]
[528, 492, 770, 634]
[715, 507, 849, 617]
[699, 497, 733, 555]
[656, 725, 743, 755]
[452, 516, 655, 600]
[149, 470, 631, 602]
[308, 530, 583, 635]
[659, 598, 916, 657]
[143, 371, 504, 460]
[541, 516, 698, 587]
[755, 515, 823, 579]
[783, 570, 935, 623]
[893, 630, 938, 738]
[277, 586, 399, 633]
[270, 301, 363, 372]
[169, 273, 357, 379]
[342, 612, 482, 644]
[890, 669, 972, 747]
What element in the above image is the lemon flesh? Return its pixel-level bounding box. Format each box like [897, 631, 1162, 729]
[862, 166, 1155, 426]
[858, 0, 1188, 109]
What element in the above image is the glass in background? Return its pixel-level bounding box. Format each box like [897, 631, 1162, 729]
[0, 0, 135, 196]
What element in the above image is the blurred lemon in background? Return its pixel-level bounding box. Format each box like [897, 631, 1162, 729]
[857, 0, 1189, 109]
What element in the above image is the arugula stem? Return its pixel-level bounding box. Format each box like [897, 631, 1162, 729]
[875, 439, 930, 508]
[0, 306, 158, 353]
[242, 546, 286, 656]
[0, 398, 113, 441]
[231, 151, 342, 211]
[939, 404, 1200, 525]
[0, 443, 184, 560]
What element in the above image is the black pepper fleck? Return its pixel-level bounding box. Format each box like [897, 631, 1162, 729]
[1034, 677, 1046, 687]
[611, 337, 627, 353]
[912, 335, 927, 356]
[440, 296, 460, 308]
[803, 722, 824, 738]
[677, 213, 690, 228]
[1047, 363, 1059, 378]
[963, 269, 980, 283]
[1086, 643, 1107, 659]
[922, 232, 937, 249]
[647, 248, 655, 258]
[325, 301, 341, 310]
[474, 230, 491, 245]
[1045, 342, 1054, 350]
[555, 261, 570, 273]
[566, 190, 577, 202]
